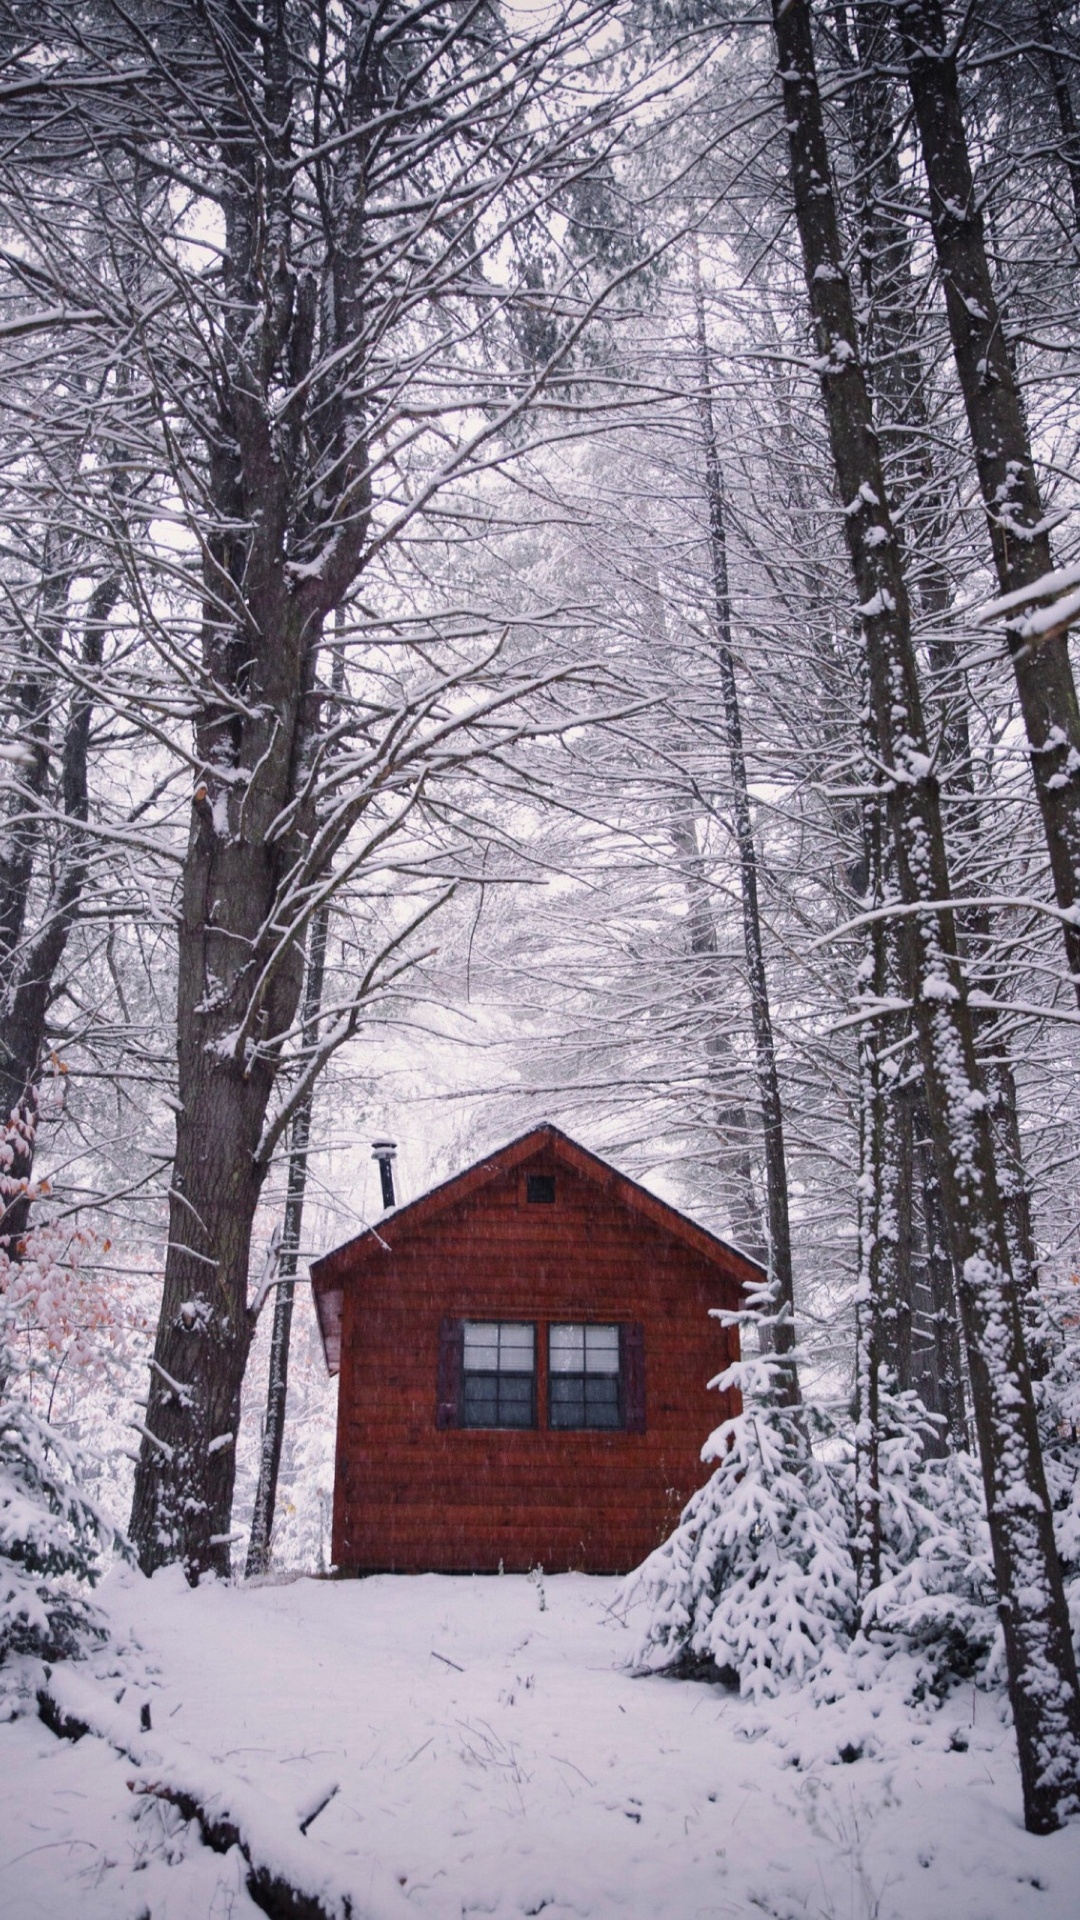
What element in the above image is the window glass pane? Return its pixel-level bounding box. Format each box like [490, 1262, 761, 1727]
[460, 1322, 535, 1428]
[497, 1375, 534, 1426]
[551, 1324, 619, 1373]
[584, 1326, 620, 1373]
[463, 1376, 499, 1426]
[549, 1324, 584, 1372]
[463, 1323, 499, 1370]
[497, 1323, 534, 1369]
[463, 1322, 534, 1373]
[550, 1376, 585, 1428]
[584, 1376, 621, 1427]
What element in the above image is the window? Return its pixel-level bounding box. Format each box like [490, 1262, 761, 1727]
[526, 1173, 556, 1204]
[549, 1323, 621, 1429]
[435, 1317, 645, 1433]
[461, 1321, 535, 1429]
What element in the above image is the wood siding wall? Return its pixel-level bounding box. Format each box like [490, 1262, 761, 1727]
[331, 1151, 743, 1575]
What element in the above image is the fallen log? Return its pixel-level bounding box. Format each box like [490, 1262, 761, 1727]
[38, 1665, 357, 1920]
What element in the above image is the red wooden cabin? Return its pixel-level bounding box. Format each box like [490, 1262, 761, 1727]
[310, 1123, 763, 1575]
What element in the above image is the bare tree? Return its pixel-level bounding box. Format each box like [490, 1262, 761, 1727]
[0, 0, 641, 1576]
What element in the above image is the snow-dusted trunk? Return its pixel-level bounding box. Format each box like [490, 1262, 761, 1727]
[129, 632, 314, 1573]
[130, 454, 322, 1577]
[894, 0, 1080, 1009]
[913, 1125, 969, 1448]
[245, 865, 335, 1579]
[772, 0, 1080, 1832]
[854, 781, 917, 1592]
[854, 1023, 882, 1600]
[130, 7, 371, 1577]
[845, 0, 1039, 1297]
[694, 285, 799, 1404]
[843, 0, 1038, 1396]
[243, 1102, 313, 1582]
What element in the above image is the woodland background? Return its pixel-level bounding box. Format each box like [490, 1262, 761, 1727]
[3, 0, 1080, 1840]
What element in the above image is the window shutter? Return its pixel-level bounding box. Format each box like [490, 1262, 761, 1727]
[436, 1316, 464, 1429]
[621, 1323, 646, 1433]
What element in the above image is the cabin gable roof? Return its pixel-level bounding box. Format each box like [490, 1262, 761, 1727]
[308, 1122, 765, 1374]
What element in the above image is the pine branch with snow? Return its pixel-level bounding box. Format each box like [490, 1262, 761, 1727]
[626, 1302, 856, 1699]
[863, 1443, 999, 1701]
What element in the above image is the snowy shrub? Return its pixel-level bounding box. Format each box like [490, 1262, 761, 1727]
[0, 1322, 125, 1686]
[625, 1318, 856, 1699]
[862, 1446, 999, 1700]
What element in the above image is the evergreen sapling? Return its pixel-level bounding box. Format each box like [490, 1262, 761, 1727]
[626, 1285, 855, 1698]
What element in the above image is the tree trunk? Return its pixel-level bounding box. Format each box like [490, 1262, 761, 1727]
[913, 1121, 970, 1449]
[245, 631, 342, 1580]
[895, 0, 1080, 1008]
[130, 5, 369, 1578]
[0, 569, 118, 1252]
[243, 1070, 319, 1582]
[771, 0, 1080, 1832]
[1032, 0, 1080, 233]
[694, 272, 800, 1404]
[844, 0, 1039, 1383]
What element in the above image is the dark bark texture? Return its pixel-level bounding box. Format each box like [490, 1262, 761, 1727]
[130, 3, 375, 1577]
[895, 0, 1080, 1006]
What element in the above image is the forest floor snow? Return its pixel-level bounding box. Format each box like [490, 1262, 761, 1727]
[2, 1567, 1079, 1919]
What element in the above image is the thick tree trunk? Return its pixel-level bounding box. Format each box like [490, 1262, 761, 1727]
[129, 565, 324, 1577]
[894, 0, 1080, 1007]
[130, 4, 369, 1578]
[771, 0, 1080, 1832]
[694, 277, 800, 1404]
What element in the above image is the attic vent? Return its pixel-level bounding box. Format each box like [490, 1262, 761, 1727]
[526, 1173, 556, 1204]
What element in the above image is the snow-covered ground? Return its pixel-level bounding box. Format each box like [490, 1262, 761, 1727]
[2, 1568, 1078, 1919]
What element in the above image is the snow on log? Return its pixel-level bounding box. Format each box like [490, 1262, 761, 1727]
[37, 1666, 363, 1920]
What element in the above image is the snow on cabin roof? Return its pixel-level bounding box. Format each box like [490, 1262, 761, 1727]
[308, 1122, 766, 1376]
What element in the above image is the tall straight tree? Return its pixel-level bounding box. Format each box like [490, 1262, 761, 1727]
[838, 0, 1035, 1416]
[767, 0, 1080, 1832]
[890, 0, 1080, 1005]
[693, 272, 800, 1405]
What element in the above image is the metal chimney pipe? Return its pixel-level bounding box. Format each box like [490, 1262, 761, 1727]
[372, 1139, 397, 1209]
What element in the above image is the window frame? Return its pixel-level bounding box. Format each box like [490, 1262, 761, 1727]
[547, 1322, 624, 1432]
[460, 1318, 537, 1431]
[436, 1316, 645, 1434]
